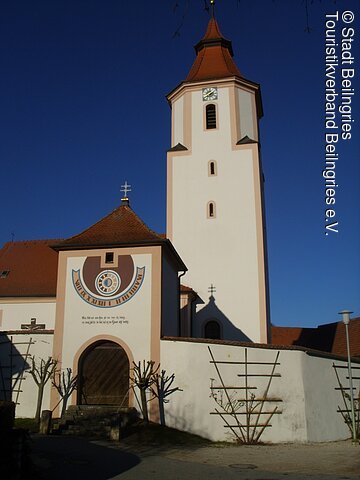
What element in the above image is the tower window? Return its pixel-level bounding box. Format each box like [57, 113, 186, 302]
[204, 320, 221, 339]
[105, 252, 114, 264]
[208, 160, 217, 176]
[0, 270, 9, 278]
[207, 201, 216, 218]
[206, 104, 217, 129]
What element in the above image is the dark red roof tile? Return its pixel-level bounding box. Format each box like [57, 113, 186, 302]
[186, 18, 241, 82]
[53, 204, 164, 249]
[0, 240, 59, 297]
[272, 319, 360, 358]
[180, 284, 196, 293]
[0, 204, 186, 298]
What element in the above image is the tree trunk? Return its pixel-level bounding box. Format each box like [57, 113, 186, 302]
[35, 385, 44, 424]
[61, 395, 69, 418]
[158, 395, 165, 426]
[140, 388, 148, 422]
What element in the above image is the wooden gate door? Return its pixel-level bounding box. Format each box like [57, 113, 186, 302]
[78, 341, 129, 406]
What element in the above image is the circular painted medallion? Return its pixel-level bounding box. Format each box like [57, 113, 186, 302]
[95, 270, 121, 296]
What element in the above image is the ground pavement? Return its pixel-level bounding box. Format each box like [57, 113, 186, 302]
[29, 434, 360, 480]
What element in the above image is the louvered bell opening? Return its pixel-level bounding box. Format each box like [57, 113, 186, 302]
[206, 104, 217, 129]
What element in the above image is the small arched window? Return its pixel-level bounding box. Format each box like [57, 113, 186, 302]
[204, 320, 221, 339]
[208, 160, 217, 176]
[207, 201, 216, 218]
[206, 104, 217, 129]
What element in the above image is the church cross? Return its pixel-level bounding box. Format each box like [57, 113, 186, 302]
[208, 284, 216, 295]
[121, 181, 132, 199]
[210, 0, 215, 18]
[21, 317, 46, 331]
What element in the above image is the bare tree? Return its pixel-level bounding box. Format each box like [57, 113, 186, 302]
[172, 0, 337, 36]
[130, 360, 159, 422]
[29, 356, 58, 424]
[52, 368, 78, 418]
[150, 370, 182, 426]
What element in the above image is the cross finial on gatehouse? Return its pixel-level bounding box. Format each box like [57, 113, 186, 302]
[121, 181, 132, 205]
[208, 284, 216, 296]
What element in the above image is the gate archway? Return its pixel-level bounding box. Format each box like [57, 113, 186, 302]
[78, 340, 129, 406]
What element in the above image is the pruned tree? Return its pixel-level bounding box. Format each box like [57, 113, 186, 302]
[150, 370, 182, 426]
[130, 360, 159, 422]
[52, 368, 78, 418]
[29, 356, 58, 424]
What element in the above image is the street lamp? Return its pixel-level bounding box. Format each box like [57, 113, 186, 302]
[339, 309, 357, 442]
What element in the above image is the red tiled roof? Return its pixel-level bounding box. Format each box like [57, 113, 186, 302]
[180, 284, 195, 293]
[202, 16, 223, 40]
[272, 319, 360, 358]
[0, 204, 186, 298]
[186, 18, 242, 82]
[271, 326, 308, 346]
[0, 240, 59, 297]
[53, 203, 164, 249]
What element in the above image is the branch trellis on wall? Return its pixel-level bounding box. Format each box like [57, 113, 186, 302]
[333, 362, 360, 439]
[0, 336, 33, 404]
[208, 346, 282, 444]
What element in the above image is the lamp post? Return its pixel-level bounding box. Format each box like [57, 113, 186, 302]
[339, 310, 357, 441]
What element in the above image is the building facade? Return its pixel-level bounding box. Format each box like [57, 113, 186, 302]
[167, 18, 270, 343]
[0, 16, 357, 443]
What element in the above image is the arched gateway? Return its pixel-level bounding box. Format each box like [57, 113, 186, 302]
[78, 340, 129, 406]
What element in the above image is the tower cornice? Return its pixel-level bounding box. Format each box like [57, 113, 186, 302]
[166, 76, 263, 119]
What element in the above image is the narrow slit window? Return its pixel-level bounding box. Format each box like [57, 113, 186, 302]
[206, 104, 217, 129]
[0, 270, 9, 278]
[208, 201, 216, 218]
[105, 252, 114, 264]
[208, 160, 217, 176]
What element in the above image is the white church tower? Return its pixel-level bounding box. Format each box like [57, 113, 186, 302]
[166, 15, 270, 343]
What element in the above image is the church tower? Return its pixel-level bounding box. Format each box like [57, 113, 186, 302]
[166, 16, 270, 343]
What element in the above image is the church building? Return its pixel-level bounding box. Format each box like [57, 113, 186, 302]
[167, 17, 269, 344]
[0, 15, 356, 443]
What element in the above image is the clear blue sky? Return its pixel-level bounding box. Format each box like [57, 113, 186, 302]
[1, 1, 359, 328]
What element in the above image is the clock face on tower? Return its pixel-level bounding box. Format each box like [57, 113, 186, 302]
[202, 87, 218, 101]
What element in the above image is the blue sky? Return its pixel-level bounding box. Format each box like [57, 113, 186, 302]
[0, 1, 359, 328]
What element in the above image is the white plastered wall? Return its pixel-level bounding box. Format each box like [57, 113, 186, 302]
[0, 301, 56, 331]
[56, 250, 154, 393]
[161, 253, 180, 337]
[301, 353, 350, 441]
[168, 84, 266, 343]
[237, 88, 257, 140]
[173, 95, 184, 145]
[0, 331, 54, 418]
[0, 301, 56, 417]
[160, 339, 351, 443]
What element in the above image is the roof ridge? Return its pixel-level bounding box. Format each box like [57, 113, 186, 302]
[69, 205, 163, 242]
[203, 17, 223, 40]
[54, 203, 164, 248]
[125, 205, 164, 240]
[57, 205, 125, 245]
[185, 18, 241, 82]
[187, 49, 205, 82]
[1, 239, 63, 249]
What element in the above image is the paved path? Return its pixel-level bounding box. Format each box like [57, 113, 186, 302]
[30, 435, 360, 480]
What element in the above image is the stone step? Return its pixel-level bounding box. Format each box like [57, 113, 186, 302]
[62, 425, 111, 436]
[52, 405, 139, 440]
